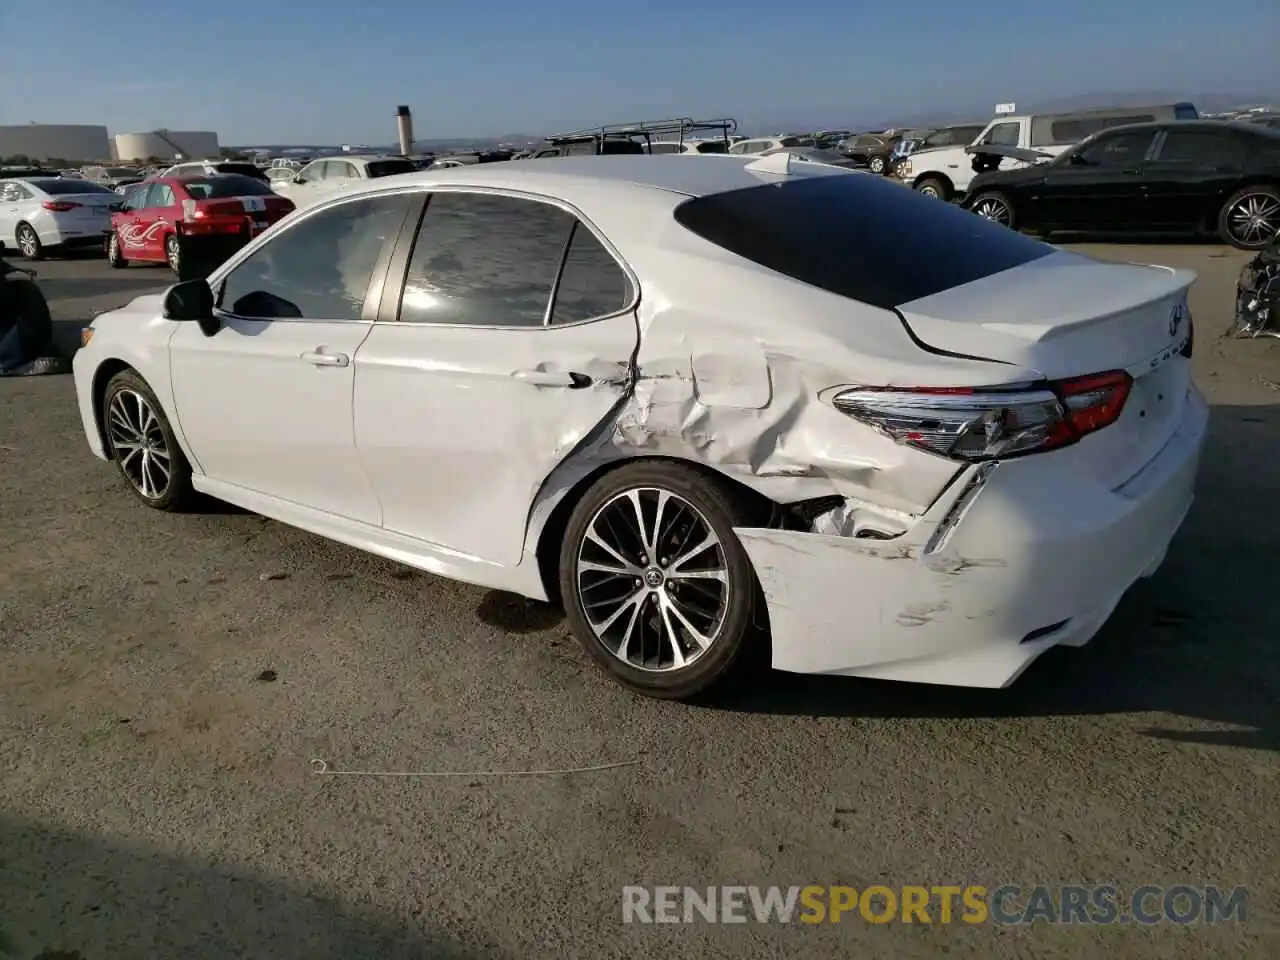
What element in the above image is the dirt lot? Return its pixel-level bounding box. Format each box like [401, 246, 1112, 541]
[2, 245, 1278, 959]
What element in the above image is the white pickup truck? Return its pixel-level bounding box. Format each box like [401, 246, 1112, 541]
[895, 103, 1200, 201]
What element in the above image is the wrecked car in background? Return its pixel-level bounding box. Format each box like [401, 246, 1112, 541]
[1233, 230, 1280, 337]
[70, 154, 1208, 700]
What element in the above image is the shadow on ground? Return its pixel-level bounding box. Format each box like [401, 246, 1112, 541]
[706, 402, 1280, 753]
[0, 813, 494, 960]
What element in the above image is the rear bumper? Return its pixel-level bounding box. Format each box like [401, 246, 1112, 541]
[735, 384, 1209, 688]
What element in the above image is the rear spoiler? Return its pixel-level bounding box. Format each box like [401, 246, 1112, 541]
[964, 144, 1055, 164]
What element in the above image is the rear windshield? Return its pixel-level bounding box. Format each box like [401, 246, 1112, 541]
[183, 175, 276, 198]
[366, 160, 417, 178]
[212, 162, 268, 180]
[673, 175, 1054, 309]
[30, 178, 116, 195]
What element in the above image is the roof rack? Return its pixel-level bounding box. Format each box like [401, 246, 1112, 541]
[546, 117, 738, 146]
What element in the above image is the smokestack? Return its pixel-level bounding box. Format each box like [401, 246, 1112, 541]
[396, 105, 414, 156]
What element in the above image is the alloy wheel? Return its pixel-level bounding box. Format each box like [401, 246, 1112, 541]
[17, 227, 37, 257]
[1227, 193, 1279, 247]
[575, 487, 731, 672]
[166, 236, 180, 271]
[870, 156, 885, 173]
[973, 197, 1012, 225]
[106, 389, 171, 500]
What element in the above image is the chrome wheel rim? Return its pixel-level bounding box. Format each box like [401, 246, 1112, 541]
[107, 389, 171, 499]
[1227, 194, 1279, 246]
[973, 197, 1011, 225]
[17, 228, 36, 257]
[108, 234, 119, 260]
[166, 236, 179, 270]
[576, 487, 730, 673]
[919, 185, 939, 198]
[870, 157, 884, 173]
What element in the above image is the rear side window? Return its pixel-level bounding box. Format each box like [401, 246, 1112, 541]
[694, 140, 727, 154]
[399, 192, 575, 326]
[1154, 129, 1245, 165]
[366, 159, 416, 178]
[184, 175, 277, 198]
[673, 175, 1053, 309]
[550, 225, 632, 324]
[600, 139, 644, 155]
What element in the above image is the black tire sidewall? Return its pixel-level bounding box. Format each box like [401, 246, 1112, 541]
[916, 178, 948, 200]
[1220, 187, 1280, 250]
[103, 370, 194, 511]
[16, 225, 42, 260]
[557, 461, 762, 700]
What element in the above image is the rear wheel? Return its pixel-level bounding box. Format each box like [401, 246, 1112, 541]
[558, 461, 764, 700]
[107, 231, 128, 268]
[868, 154, 886, 174]
[1218, 186, 1280, 250]
[165, 234, 180, 273]
[969, 191, 1016, 229]
[15, 223, 43, 260]
[914, 177, 950, 201]
[102, 369, 195, 511]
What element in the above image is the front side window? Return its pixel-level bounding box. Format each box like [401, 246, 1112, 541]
[399, 191, 575, 327]
[981, 122, 1021, 147]
[298, 161, 325, 182]
[218, 194, 411, 320]
[1074, 131, 1154, 167]
[151, 185, 176, 207]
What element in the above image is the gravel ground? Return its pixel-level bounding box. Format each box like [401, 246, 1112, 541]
[1, 243, 1278, 959]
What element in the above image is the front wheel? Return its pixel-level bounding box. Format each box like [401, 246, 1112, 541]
[558, 461, 764, 700]
[914, 177, 950, 201]
[868, 155, 886, 174]
[102, 369, 195, 511]
[969, 191, 1016, 229]
[1218, 186, 1280, 250]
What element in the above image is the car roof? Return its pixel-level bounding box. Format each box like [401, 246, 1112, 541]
[1082, 118, 1280, 138]
[339, 154, 851, 201]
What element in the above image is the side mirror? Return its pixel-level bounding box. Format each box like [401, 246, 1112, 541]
[162, 278, 220, 336]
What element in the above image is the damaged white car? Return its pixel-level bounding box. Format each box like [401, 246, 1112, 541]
[72, 153, 1208, 699]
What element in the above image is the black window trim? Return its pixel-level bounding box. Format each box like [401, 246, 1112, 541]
[208, 187, 422, 324]
[374, 184, 640, 329]
[1146, 126, 1247, 165]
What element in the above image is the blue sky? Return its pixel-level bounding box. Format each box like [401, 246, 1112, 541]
[0, 0, 1276, 144]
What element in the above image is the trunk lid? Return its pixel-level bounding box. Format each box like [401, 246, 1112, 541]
[895, 250, 1194, 380]
[897, 250, 1196, 489]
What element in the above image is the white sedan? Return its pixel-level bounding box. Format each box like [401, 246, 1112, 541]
[272, 155, 418, 208]
[0, 177, 120, 259]
[71, 155, 1207, 699]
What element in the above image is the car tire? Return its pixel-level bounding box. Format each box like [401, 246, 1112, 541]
[102, 369, 195, 512]
[165, 234, 181, 274]
[558, 461, 765, 700]
[1218, 186, 1280, 251]
[15, 223, 43, 261]
[107, 231, 128, 269]
[868, 155, 886, 174]
[969, 191, 1016, 230]
[914, 177, 950, 201]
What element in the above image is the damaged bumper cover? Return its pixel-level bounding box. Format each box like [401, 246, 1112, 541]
[734, 386, 1209, 688]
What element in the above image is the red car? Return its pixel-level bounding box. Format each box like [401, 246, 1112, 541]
[108, 174, 295, 273]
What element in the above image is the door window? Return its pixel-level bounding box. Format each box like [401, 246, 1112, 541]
[298, 161, 326, 182]
[1, 183, 25, 202]
[329, 162, 357, 180]
[980, 122, 1021, 147]
[151, 184, 176, 207]
[398, 191, 575, 327]
[1154, 129, 1245, 166]
[550, 224, 633, 325]
[217, 194, 411, 320]
[1074, 131, 1154, 167]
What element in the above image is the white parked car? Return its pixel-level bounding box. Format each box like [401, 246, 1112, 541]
[0, 176, 120, 259]
[266, 166, 299, 188]
[71, 156, 1207, 699]
[273, 155, 417, 208]
[161, 160, 271, 184]
[728, 136, 803, 155]
[646, 139, 730, 155]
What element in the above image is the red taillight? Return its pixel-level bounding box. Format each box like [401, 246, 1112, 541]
[42, 200, 81, 212]
[832, 370, 1133, 461]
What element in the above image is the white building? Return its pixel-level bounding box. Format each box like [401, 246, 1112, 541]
[0, 124, 112, 162]
[113, 130, 221, 162]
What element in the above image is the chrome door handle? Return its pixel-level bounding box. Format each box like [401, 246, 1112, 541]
[301, 350, 349, 367]
[513, 369, 593, 388]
